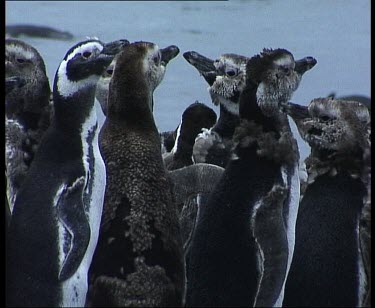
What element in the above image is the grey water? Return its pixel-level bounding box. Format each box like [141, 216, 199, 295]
[6, 0, 370, 161]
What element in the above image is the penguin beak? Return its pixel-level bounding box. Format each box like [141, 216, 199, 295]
[160, 45, 180, 66]
[5, 76, 26, 95]
[91, 39, 129, 73]
[101, 39, 129, 56]
[183, 51, 217, 86]
[294, 56, 317, 75]
[282, 101, 310, 120]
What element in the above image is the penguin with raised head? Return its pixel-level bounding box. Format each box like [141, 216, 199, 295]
[87, 41, 184, 307]
[185, 48, 317, 307]
[282, 98, 371, 307]
[6, 38, 126, 307]
[183, 51, 248, 168]
[5, 38, 52, 213]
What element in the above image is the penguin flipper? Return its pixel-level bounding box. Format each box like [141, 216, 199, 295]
[168, 163, 224, 204]
[56, 176, 91, 281]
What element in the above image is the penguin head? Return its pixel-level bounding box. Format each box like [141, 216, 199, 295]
[285, 98, 370, 154]
[179, 101, 217, 143]
[55, 38, 128, 98]
[209, 53, 248, 115]
[5, 38, 50, 116]
[109, 42, 179, 112]
[245, 48, 317, 116]
[183, 51, 217, 86]
[6, 38, 48, 77]
[183, 51, 248, 115]
[181, 101, 217, 129]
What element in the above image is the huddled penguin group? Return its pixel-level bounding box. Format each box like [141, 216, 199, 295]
[5, 33, 370, 308]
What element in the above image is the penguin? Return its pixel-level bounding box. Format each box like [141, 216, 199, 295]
[87, 41, 184, 307]
[5, 38, 52, 213]
[160, 101, 218, 259]
[6, 38, 126, 307]
[163, 101, 217, 171]
[282, 98, 371, 307]
[185, 48, 317, 307]
[162, 101, 217, 251]
[183, 51, 248, 168]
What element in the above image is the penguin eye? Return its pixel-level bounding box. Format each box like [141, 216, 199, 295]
[321, 115, 331, 121]
[82, 51, 92, 59]
[225, 68, 237, 77]
[282, 67, 291, 75]
[153, 54, 160, 66]
[106, 68, 114, 75]
[16, 58, 26, 64]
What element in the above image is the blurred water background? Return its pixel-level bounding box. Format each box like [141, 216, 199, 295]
[6, 0, 370, 161]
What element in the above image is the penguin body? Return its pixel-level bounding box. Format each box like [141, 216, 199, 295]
[6, 39, 125, 307]
[283, 98, 371, 307]
[87, 42, 185, 307]
[185, 48, 316, 306]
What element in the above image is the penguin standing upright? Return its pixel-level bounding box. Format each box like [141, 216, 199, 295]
[5, 38, 52, 213]
[183, 51, 248, 168]
[282, 98, 371, 307]
[87, 41, 184, 307]
[6, 38, 126, 307]
[185, 48, 316, 307]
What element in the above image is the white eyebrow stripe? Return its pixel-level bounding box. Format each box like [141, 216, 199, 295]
[56, 41, 104, 97]
[7, 45, 35, 60]
[65, 42, 103, 62]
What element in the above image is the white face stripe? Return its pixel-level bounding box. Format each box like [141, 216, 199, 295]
[65, 41, 103, 63]
[6, 45, 35, 60]
[57, 41, 104, 98]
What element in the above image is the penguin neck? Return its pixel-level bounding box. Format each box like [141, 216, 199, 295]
[239, 81, 283, 134]
[309, 147, 366, 179]
[107, 76, 156, 130]
[53, 85, 96, 134]
[212, 105, 240, 139]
